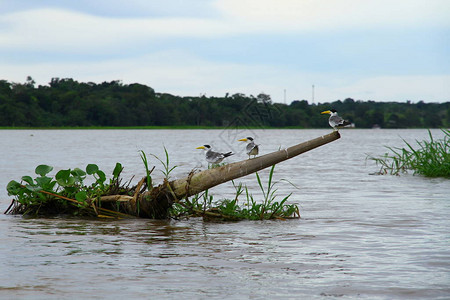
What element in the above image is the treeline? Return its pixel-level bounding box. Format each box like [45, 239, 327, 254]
[0, 77, 449, 128]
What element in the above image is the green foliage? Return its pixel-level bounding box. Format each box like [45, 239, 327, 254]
[35, 165, 53, 176]
[368, 129, 450, 177]
[5, 149, 299, 220]
[6, 163, 126, 216]
[174, 165, 300, 221]
[139, 150, 153, 190]
[112, 163, 123, 180]
[0, 78, 448, 128]
[151, 147, 177, 179]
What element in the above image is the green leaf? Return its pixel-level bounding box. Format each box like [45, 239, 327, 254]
[21, 176, 34, 185]
[55, 169, 76, 186]
[255, 171, 266, 199]
[86, 164, 99, 175]
[25, 184, 42, 192]
[7, 180, 22, 196]
[35, 165, 53, 176]
[71, 168, 86, 183]
[113, 162, 123, 178]
[96, 170, 106, 183]
[75, 191, 87, 202]
[35, 176, 54, 190]
[71, 168, 86, 177]
[56, 169, 71, 181]
[63, 186, 77, 194]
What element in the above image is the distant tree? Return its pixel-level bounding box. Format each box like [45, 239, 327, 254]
[257, 93, 272, 105]
[290, 100, 309, 110]
[25, 76, 35, 88]
[0, 78, 448, 128]
[0, 80, 11, 94]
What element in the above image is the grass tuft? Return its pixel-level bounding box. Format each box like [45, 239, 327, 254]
[368, 129, 450, 178]
[173, 164, 300, 221]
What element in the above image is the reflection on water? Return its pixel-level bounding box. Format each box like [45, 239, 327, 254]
[0, 129, 449, 299]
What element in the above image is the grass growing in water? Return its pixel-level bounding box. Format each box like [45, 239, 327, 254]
[139, 150, 153, 190]
[368, 129, 450, 178]
[150, 147, 177, 179]
[171, 164, 300, 221]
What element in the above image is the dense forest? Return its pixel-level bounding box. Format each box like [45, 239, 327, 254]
[0, 77, 449, 128]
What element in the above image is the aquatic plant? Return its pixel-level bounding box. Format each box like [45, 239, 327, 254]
[173, 165, 300, 221]
[151, 147, 177, 179]
[368, 129, 450, 178]
[5, 163, 133, 217]
[5, 158, 300, 220]
[139, 150, 153, 191]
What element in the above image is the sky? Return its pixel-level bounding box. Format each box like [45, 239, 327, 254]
[0, 0, 449, 104]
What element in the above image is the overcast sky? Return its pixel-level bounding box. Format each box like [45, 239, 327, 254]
[0, 0, 449, 103]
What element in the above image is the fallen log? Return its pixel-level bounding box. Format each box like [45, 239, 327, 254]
[5, 131, 340, 219]
[138, 131, 340, 218]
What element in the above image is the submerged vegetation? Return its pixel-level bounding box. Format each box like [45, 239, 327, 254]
[5, 152, 300, 220]
[368, 129, 450, 178]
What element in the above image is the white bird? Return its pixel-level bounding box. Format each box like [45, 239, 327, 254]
[321, 109, 351, 131]
[238, 137, 259, 159]
[196, 145, 233, 164]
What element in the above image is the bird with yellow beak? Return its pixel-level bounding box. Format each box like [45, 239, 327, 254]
[196, 144, 233, 165]
[238, 137, 259, 159]
[321, 109, 351, 131]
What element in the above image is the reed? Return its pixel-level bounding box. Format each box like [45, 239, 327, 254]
[368, 129, 450, 178]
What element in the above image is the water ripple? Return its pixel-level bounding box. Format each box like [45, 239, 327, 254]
[1, 129, 449, 299]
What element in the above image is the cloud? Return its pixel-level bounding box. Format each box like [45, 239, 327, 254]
[216, 0, 450, 31]
[2, 50, 448, 102]
[0, 1, 448, 103]
[330, 75, 450, 102]
[4, 0, 449, 54]
[0, 8, 234, 54]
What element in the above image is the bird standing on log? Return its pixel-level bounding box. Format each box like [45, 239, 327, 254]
[238, 137, 259, 159]
[321, 109, 351, 131]
[196, 145, 233, 165]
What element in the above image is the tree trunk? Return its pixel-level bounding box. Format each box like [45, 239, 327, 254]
[138, 131, 340, 218]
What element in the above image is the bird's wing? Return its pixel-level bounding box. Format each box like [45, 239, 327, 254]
[329, 115, 342, 124]
[206, 150, 221, 160]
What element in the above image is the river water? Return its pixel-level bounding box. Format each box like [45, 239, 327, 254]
[0, 129, 449, 299]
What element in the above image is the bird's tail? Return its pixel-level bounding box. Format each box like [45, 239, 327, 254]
[342, 120, 352, 126]
[224, 152, 233, 157]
